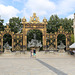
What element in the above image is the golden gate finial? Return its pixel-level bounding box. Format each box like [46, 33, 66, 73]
[29, 13, 40, 23]
[33, 13, 36, 17]
[22, 16, 26, 24]
[43, 17, 47, 24]
[7, 25, 9, 29]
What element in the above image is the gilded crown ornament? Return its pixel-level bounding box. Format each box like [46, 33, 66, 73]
[29, 13, 40, 23]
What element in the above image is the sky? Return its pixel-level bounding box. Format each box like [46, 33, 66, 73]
[0, 0, 75, 25]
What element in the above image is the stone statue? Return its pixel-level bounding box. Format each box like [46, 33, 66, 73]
[28, 33, 42, 51]
[58, 41, 65, 52]
[3, 42, 12, 53]
[33, 33, 36, 40]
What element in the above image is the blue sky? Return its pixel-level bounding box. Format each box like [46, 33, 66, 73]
[0, 0, 75, 24]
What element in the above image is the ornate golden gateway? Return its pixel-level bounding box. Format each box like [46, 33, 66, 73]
[0, 13, 72, 52]
[46, 26, 72, 50]
[0, 25, 14, 51]
[0, 13, 47, 51]
[22, 13, 47, 50]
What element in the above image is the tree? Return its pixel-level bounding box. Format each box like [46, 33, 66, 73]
[47, 15, 73, 47]
[47, 15, 73, 33]
[3, 34, 12, 46]
[57, 34, 66, 45]
[71, 34, 74, 43]
[0, 18, 4, 31]
[27, 29, 42, 43]
[9, 17, 22, 33]
[62, 18, 73, 32]
[47, 15, 60, 33]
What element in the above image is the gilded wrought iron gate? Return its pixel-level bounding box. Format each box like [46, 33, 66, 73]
[13, 33, 23, 51]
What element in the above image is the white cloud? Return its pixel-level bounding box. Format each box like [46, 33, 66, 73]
[1, 0, 75, 23]
[67, 14, 74, 19]
[0, 4, 20, 24]
[22, 0, 56, 18]
[55, 0, 75, 15]
[21, 0, 75, 21]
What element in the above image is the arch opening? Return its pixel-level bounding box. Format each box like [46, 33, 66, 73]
[27, 29, 43, 51]
[57, 34, 66, 50]
[3, 34, 12, 52]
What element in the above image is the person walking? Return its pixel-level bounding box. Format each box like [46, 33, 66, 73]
[33, 49, 36, 58]
[30, 49, 33, 57]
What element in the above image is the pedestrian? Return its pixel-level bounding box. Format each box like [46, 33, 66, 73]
[30, 49, 33, 57]
[33, 49, 36, 58]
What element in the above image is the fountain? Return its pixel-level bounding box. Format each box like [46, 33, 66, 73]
[28, 33, 42, 51]
[58, 41, 65, 52]
[3, 42, 12, 53]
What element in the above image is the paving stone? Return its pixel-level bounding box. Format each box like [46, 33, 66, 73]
[0, 51, 75, 75]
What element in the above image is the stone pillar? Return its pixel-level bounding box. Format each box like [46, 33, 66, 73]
[73, 13, 75, 42]
[74, 27, 75, 42]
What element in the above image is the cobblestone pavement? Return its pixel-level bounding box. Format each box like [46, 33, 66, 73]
[0, 51, 75, 75]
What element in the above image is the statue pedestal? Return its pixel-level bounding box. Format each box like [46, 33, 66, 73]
[35, 47, 40, 51]
[30, 47, 40, 52]
[4, 49, 11, 54]
[58, 49, 65, 53]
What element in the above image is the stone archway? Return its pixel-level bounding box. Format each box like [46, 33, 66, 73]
[22, 13, 47, 50]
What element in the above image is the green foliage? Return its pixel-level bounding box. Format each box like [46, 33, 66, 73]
[57, 34, 66, 45]
[47, 15, 73, 47]
[3, 34, 12, 46]
[9, 17, 22, 33]
[3, 34, 12, 51]
[47, 15, 60, 33]
[71, 34, 74, 43]
[62, 18, 73, 32]
[27, 29, 42, 43]
[47, 15, 73, 33]
[27, 29, 43, 50]
[0, 19, 4, 31]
